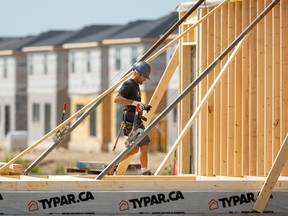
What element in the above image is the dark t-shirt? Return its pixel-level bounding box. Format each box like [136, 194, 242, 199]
[118, 78, 150, 145]
[118, 78, 141, 112]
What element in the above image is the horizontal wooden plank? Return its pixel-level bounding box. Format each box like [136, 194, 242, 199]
[1, 175, 288, 191]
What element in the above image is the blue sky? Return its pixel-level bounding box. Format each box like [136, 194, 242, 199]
[0, 0, 185, 37]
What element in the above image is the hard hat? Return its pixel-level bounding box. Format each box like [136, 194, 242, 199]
[132, 61, 151, 79]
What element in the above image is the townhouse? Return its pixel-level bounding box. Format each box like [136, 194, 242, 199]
[21, 30, 75, 147]
[0, 36, 36, 145]
[63, 25, 122, 152]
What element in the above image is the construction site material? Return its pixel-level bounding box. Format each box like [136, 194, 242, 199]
[97, 0, 279, 180]
[155, 36, 246, 175]
[1, 175, 288, 214]
[253, 134, 288, 213]
[0, 162, 23, 175]
[146, 0, 229, 63]
[66, 162, 140, 175]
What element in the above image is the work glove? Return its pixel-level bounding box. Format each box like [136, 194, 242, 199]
[144, 105, 152, 112]
[132, 100, 145, 110]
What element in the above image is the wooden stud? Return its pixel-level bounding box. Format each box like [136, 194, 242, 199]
[249, 0, 257, 176]
[207, 7, 214, 176]
[227, 2, 235, 176]
[213, 6, 221, 176]
[256, 0, 265, 177]
[198, 8, 208, 176]
[264, 0, 273, 175]
[280, 0, 288, 175]
[220, 3, 228, 176]
[241, 0, 250, 176]
[234, 1, 243, 177]
[272, 0, 281, 162]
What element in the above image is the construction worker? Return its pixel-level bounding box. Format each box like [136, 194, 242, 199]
[114, 61, 152, 175]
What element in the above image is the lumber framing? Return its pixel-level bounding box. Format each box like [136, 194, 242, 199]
[1, 175, 288, 192]
[253, 133, 288, 213]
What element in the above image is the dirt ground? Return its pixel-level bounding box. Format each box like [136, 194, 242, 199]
[0, 142, 170, 175]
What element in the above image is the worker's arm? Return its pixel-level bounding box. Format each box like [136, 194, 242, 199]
[114, 93, 145, 109]
[114, 93, 133, 105]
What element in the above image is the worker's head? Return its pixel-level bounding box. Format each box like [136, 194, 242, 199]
[132, 61, 151, 80]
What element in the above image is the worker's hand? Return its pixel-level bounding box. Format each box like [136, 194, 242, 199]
[144, 105, 152, 112]
[132, 100, 145, 110]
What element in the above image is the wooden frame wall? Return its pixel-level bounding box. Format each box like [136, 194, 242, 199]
[178, 0, 288, 177]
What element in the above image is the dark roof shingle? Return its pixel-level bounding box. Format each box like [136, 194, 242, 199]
[0, 36, 36, 51]
[105, 12, 178, 40]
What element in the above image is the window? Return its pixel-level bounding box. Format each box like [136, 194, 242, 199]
[87, 51, 91, 73]
[32, 103, 40, 122]
[76, 104, 84, 111]
[131, 47, 138, 63]
[115, 48, 121, 70]
[5, 105, 10, 135]
[43, 54, 48, 74]
[172, 107, 178, 123]
[70, 52, 75, 73]
[76, 104, 84, 119]
[3, 59, 7, 78]
[90, 109, 97, 136]
[28, 55, 33, 75]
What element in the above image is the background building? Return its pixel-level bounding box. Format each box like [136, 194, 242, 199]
[0, 36, 36, 145]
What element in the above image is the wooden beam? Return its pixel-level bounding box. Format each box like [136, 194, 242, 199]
[179, 45, 192, 174]
[249, 0, 257, 176]
[207, 7, 214, 176]
[253, 133, 288, 213]
[241, 0, 250, 176]
[280, 0, 288, 175]
[227, 2, 235, 176]
[220, 3, 228, 176]
[264, 0, 273, 175]
[0, 177, 283, 192]
[256, 0, 265, 177]
[114, 157, 133, 175]
[234, 1, 242, 177]
[213, 6, 221, 176]
[103, 175, 196, 181]
[144, 47, 179, 125]
[198, 8, 208, 176]
[272, 0, 281, 165]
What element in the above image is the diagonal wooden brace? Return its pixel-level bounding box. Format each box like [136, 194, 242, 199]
[253, 133, 288, 213]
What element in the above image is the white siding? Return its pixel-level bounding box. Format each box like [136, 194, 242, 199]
[68, 48, 104, 95]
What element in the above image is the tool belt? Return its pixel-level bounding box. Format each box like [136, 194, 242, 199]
[122, 109, 134, 136]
